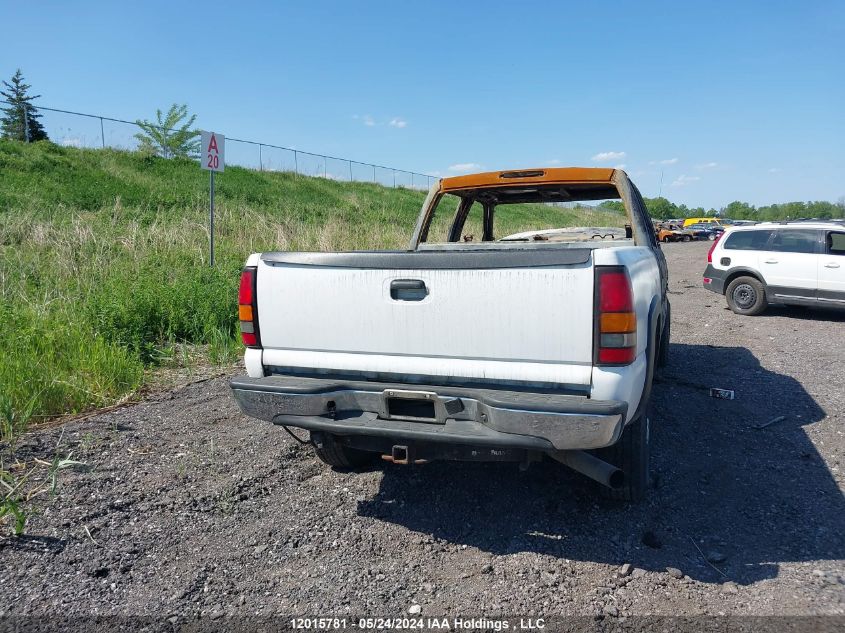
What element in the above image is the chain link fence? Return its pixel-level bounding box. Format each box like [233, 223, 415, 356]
[0, 100, 437, 190]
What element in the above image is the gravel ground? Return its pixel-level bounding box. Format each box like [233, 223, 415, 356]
[1, 241, 844, 620]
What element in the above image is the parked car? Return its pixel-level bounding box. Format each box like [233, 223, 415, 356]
[655, 224, 686, 242]
[686, 223, 725, 241]
[703, 222, 845, 315]
[230, 167, 670, 501]
[682, 217, 727, 228]
[684, 226, 714, 240]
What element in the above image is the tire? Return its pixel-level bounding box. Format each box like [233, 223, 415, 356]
[708, 233, 717, 241]
[683, 235, 692, 242]
[657, 303, 671, 369]
[662, 236, 671, 243]
[594, 415, 650, 502]
[312, 433, 374, 469]
[725, 276, 767, 316]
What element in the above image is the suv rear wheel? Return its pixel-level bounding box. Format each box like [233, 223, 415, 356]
[725, 276, 767, 315]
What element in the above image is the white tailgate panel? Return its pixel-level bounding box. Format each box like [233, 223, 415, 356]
[257, 261, 595, 385]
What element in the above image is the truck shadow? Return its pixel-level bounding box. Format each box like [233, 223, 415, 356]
[357, 343, 842, 585]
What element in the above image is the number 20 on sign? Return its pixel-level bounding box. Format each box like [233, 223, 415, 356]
[201, 131, 225, 172]
[200, 131, 224, 266]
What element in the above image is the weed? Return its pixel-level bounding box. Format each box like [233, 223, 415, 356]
[0, 465, 33, 536]
[47, 453, 85, 496]
[0, 392, 36, 445]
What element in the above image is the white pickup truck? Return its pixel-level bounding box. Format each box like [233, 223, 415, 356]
[231, 168, 669, 500]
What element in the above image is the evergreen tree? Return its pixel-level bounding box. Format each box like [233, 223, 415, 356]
[134, 104, 200, 158]
[0, 69, 49, 142]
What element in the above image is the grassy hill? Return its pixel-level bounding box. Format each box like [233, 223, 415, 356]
[0, 140, 624, 429]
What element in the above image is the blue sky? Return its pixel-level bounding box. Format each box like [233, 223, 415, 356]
[2, 0, 843, 208]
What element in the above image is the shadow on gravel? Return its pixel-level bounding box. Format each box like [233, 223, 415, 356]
[358, 343, 842, 585]
[754, 305, 845, 322]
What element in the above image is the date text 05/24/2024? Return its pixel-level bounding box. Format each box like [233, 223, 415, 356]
[290, 617, 546, 631]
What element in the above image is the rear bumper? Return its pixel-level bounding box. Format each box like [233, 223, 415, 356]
[230, 375, 627, 451]
[702, 264, 727, 294]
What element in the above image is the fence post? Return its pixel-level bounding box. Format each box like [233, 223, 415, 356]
[23, 106, 30, 142]
[393, 170, 396, 188]
[259, 144, 263, 171]
[349, 160, 353, 182]
[324, 158, 327, 179]
[372, 165, 376, 183]
[100, 117, 105, 148]
[411, 173, 414, 189]
[294, 150, 298, 175]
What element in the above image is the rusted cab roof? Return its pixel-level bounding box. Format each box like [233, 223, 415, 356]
[440, 167, 616, 192]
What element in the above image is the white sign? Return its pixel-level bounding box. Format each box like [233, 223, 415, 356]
[200, 131, 225, 172]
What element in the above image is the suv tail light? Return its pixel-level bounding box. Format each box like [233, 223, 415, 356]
[238, 267, 260, 347]
[707, 231, 724, 263]
[595, 267, 636, 365]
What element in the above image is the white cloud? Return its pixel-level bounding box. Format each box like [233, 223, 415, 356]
[61, 137, 82, 147]
[670, 174, 700, 187]
[388, 118, 407, 128]
[353, 114, 376, 127]
[547, 159, 562, 165]
[448, 162, 481, 172]
[695, 162, 719, 170]
[768, 167, 782, 173]
[614, 164, 627, 170]
[592, 151, 626, 162]
[649, 157, 679, 166]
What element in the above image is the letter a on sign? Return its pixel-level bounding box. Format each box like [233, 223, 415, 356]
[201, 131, 225, 172]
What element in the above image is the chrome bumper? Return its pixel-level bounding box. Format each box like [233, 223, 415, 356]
[230, 375, 626, 451]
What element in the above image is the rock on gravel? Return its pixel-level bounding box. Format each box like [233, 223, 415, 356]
[666, 567, 684, 580]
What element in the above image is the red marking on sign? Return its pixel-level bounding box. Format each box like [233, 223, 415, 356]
[208, 134, 218, 153]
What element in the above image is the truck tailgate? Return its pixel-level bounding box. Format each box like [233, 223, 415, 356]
[254, 249, 595, 387]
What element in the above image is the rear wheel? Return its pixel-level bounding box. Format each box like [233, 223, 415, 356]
[662, 236, 671, 243]
[312, 433, 375, 469]
[657, 304, 671, 369]
[594, 415, 650, 502]
[725, 276, 767, 315]
[683, 235, 692, 242]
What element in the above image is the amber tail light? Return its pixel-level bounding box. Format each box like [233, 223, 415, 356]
[594, 267, 637, 365]
[238, 267, 260, 348]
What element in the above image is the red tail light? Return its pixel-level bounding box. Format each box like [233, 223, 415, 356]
[595, 267, 636, 366]
[238, 267, 260, 347]
[707, 231, 724, 263]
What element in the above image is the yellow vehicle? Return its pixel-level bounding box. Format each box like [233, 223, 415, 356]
[682, 217, 726, 228]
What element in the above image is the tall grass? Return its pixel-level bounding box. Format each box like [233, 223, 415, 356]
[0, 140, 625, 429]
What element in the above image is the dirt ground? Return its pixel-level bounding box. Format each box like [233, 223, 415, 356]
[1, 241, 844, 621]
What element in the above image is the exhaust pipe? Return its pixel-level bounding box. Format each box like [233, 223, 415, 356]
[551, 450, 624, 490]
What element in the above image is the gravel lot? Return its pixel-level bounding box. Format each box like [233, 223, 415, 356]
[2, 241, 844, 620]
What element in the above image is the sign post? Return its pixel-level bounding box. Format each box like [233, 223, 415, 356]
[200, 131, 225, 267]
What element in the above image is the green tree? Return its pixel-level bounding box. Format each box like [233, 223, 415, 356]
[0, 69, 49, 142]
[723, 201, 755, 220]
[644, 196, 678, 220]
[134, 104, 200, 158]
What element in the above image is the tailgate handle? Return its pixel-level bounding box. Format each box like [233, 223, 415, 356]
[390, 279, 428, 301]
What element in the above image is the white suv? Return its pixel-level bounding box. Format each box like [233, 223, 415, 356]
[703, 221, 845, 315]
